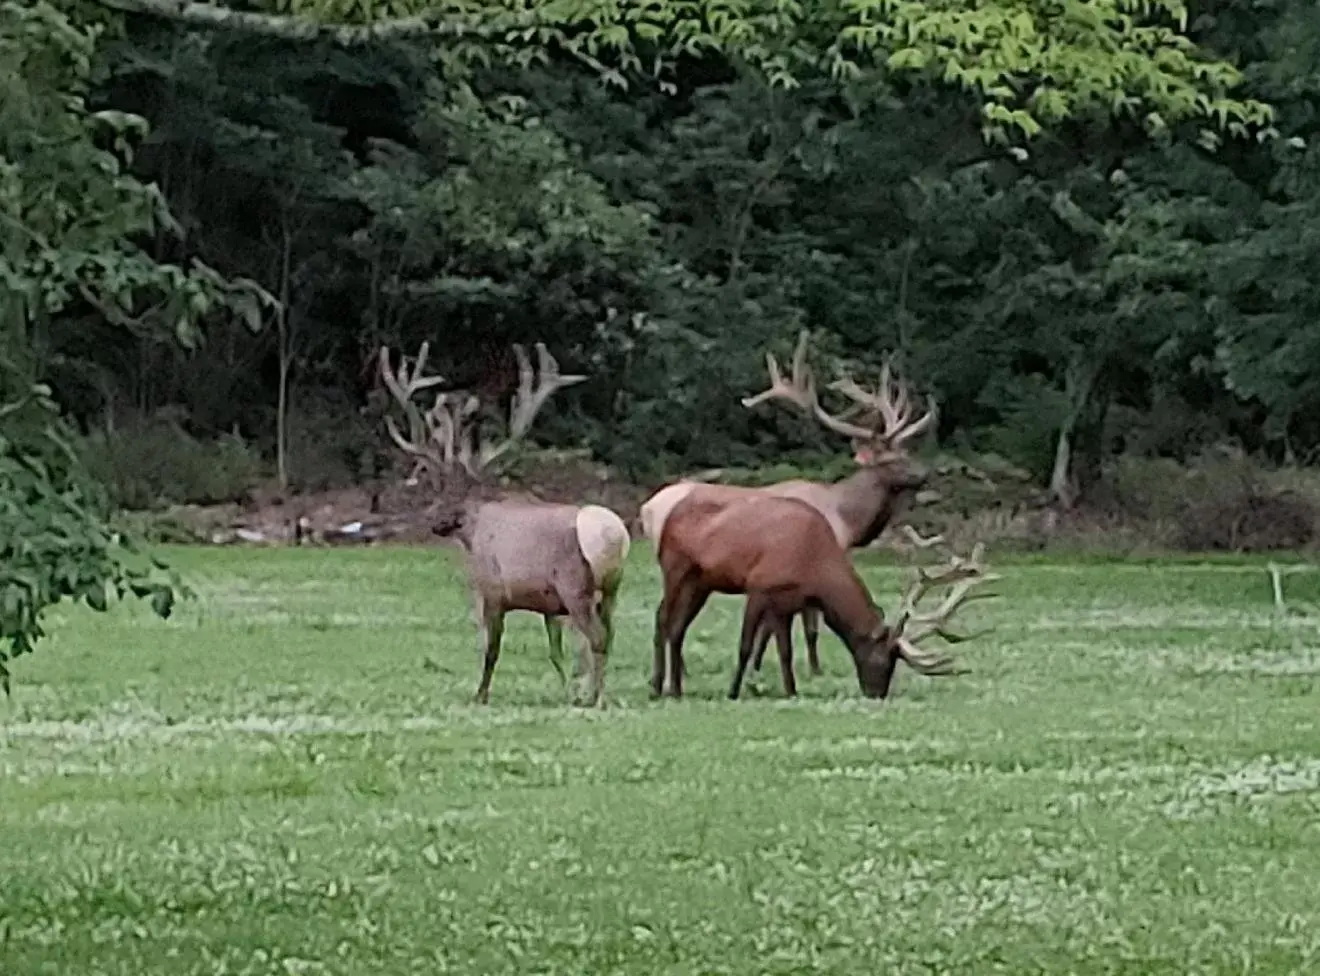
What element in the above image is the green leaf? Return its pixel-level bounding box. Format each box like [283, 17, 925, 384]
[886, 48, 928, 72]
[151, 587, 176, 620]
[84, 583, 109, 613]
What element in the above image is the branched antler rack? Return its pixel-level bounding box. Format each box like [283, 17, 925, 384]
[377, 340, 586, 484]
[742, 329, 936, 448]
[886, 537, 1001, 675]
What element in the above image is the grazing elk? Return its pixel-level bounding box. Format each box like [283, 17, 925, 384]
[379, 340, 630, 707]
[640, 329, 936, 680]
[652, 492, 994, 699]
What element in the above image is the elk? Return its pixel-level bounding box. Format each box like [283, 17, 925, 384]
[652, 492, 995, 700]
[379, 340, 630, 707]
[640, 329, 937, 681]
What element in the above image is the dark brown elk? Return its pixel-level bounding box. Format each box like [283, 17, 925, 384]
[379, 340, 630, 707]
[641, 330, 937, 682]
[652, 492, 994, 700]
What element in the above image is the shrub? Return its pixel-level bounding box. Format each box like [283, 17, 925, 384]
[280, 392, 381, 494]
[1, 383, 184, 688]
[77, 409, 264, 510]
[1176, 488, 1316, 552]
[1107, 450, 1319, 552]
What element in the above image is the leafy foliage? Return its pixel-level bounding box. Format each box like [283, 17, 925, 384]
[11, 0, 1320, 545]
[0, 0, 263, 672]
[109, 0, 1272, 140]
[1, 2, 269, 345]
[77, 409, 265, 509]
[0, 381, 185, 691]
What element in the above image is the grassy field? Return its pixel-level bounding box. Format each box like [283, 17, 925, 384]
[3, 544, 1320, 974]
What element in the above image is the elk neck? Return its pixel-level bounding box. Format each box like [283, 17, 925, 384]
[811, 561, 886, 652]
[828, 466, 914, 548]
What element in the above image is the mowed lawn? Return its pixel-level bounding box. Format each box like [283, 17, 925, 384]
[4, 544, 1320, 975]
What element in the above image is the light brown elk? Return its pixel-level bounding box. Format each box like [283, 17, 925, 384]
[652, 492, 994, 699]
[379, 340, 630, 707]
[641, 330, 936, 681]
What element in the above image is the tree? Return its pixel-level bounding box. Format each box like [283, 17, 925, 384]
[98, 0, 1272, 141]
[33, 0, 1320, 515]
[0, 0, 268, 682]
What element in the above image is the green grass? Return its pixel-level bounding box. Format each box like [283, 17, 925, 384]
[4, 545, 1320, 974]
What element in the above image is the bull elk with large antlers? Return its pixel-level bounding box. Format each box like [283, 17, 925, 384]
[652, 492, 995, 700]
[379, 340, 630, 707]
[640, 330, 937, 683]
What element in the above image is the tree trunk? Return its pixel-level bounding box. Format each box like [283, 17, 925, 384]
[1049, 420, 1078, 510]
[275, 219, 293, 493]
[1071, 390, 1111, 499]
[1049, 357, 1101, 510]
[276, 331, 290, 492]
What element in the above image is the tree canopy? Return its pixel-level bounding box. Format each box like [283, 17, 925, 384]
[1, 0, 265, 677]
[7, 0, 1320, 673]
[100, 0, 1271, 140]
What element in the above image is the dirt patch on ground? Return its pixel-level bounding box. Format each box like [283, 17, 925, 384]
[165, 453, 656, 547]
[147, 450, 1319, 557]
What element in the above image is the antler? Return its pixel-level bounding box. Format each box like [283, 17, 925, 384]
[475, 342, 587, 470]
[378, 342, 460, 483]
[378, 340, 587, 481]
[887, 541, 999, 674]
[740, 330, 877, 440]
[743, 330, 937, 448]
[829, 355, 937, 447]
[899, 525, 945, 549]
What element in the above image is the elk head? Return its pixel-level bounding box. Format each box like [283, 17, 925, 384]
[741, 330, 937, 489]
[854, 538, 998, 698]
[377, 339, 587, 502]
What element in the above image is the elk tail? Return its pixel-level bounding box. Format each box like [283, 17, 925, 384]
[575, 505, 631, 590]
[639, 482, 697, 544]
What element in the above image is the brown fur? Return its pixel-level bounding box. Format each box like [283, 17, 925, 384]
[641, 456, 927, 683]
[652, 494, 922, 700]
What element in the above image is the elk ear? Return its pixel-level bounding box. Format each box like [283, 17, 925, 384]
[853, 444, 876, 465]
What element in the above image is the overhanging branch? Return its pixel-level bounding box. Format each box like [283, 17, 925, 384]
[93, 0, 486, 44]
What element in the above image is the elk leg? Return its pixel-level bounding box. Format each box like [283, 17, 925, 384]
[599, 581, 620, 662]
[653, 574, 706, 698]
[802, 606, 823, 676]
[564, 592, 608, 708]
[774, 614, 797, 698]
[745, 614, 776, 697]
[749, 613, 774, 671]
[473, 606, 505, 705]
[470, 588, 488, 659]
[665, 585, 710, 699]
[544, 614, 570, 690]
[585, 583, 621, 706]
[650, 591, 670, 699]
[729, 594, 769, 700]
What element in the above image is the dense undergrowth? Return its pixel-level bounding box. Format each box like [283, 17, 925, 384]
[83, 405, 1320, 555]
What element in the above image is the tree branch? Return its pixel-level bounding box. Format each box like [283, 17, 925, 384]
[93, 0, 488, 44]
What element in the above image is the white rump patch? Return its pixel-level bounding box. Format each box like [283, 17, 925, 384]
[639, 482, 698, 544]
[575, 504, 630, 586]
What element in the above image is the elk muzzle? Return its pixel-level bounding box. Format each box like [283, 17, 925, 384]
[853, 643, 899, 699]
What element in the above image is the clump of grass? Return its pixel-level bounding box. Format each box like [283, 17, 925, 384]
[3, 546, 1320, 973]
